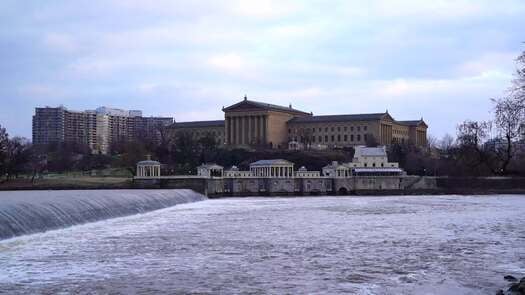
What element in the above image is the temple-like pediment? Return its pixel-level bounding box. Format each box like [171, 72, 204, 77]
[223, 97, 311, 115]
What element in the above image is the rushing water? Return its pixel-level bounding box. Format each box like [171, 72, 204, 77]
[1, 194, 524, 294]
[0, 189, 206, 240]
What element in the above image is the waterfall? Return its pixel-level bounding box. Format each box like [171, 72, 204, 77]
[0, 189, 206, 240]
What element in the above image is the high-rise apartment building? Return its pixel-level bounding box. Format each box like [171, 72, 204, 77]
[32, 106, 173, 154]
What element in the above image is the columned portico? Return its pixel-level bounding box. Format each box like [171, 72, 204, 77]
[225, 114, 269, 146]
[249, 159, 294, 178]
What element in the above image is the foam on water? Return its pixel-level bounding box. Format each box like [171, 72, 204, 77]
[0, 189, 206, 240]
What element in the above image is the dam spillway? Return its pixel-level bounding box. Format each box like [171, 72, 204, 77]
[0, 189, 206, 240]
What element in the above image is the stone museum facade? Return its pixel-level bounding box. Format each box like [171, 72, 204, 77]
[169, 97, 428, 149]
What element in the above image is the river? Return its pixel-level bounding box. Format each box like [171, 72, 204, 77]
[1, 193, 524, 294]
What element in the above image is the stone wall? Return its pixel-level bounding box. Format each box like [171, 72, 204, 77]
[133, 176, 525, 196]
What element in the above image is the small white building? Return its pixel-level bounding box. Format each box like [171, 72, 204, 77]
[349, 146, 403, 176]
[224, 166, 253, 178]
[322, 161, 350, 178]
[295, 166, 321, 178]
[136, 157, 161, 177]
[250, 159, 294, 178]
[197, 163, 224, 177]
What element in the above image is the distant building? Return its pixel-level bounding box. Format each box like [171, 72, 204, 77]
[197, 163, 224, 177]
[322, 146, 403, 177]
[168, 96, 428, 149]
[348, 146, 403, 176]
[32, 105, 173, 154]
[169, 120, 225, 146]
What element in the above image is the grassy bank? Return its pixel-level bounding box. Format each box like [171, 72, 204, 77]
[0, 176, 133, 191]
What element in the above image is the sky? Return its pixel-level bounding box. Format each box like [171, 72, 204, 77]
[0, 0, 524, 139]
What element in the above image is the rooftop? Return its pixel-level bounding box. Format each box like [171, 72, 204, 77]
[223, 97, 311, 116]
[250, 159, 294, 166]
[172, 120, 225, 128]
[355, 146, 387, 157]
[137, 160, 161, 166]
[288, 113, 388, 123]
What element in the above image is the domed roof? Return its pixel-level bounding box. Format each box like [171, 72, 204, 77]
[137, 160, 161, 166]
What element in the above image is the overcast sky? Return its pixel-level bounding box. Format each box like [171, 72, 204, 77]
[0, 0, 524, 139]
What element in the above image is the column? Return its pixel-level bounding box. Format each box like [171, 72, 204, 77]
[231, 117, 236, 145]
[256, 116, 261, 143]
[261, 115, 266, 144]
[224, 117, 228, 145]
[236, 116, 241, 145]
[248, 116, 253, 144]
[244, 116, 249, 145]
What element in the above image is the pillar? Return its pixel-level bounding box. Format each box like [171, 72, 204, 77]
[236, 117, 241, 145]
[260, 115, 266, 145]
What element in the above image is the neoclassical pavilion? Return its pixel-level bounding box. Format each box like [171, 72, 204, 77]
[249, 159, 294, 178]
[136, 157, 161, 177]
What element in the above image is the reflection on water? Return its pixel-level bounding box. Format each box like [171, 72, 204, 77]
[1, 195, 524, 294]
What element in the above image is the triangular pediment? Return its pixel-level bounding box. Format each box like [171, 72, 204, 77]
[223, 98, 311, 115]
[381, 113, 395, 122]
[223, 100, 265, 112]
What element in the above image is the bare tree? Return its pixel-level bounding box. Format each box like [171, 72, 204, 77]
[439, 134, 455, 152]
[0, 125, 8, 180]
[492, 95, 524, 174]
[426, 134, 438, 149]
[456, 120, 496, 173]
[6, 137, 32, 179]
[514, 50, 525, 104]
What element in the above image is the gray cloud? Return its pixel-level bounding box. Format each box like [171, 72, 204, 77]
[0, 0, 523, 139]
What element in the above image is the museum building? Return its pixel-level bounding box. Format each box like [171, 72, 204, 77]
[169, 97, 428, 149]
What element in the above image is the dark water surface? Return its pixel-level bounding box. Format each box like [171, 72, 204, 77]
[1, 194, 524, 294]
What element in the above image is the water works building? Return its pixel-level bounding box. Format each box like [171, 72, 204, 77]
[134, 146, 435, 195]
[169, 96, 428, 150]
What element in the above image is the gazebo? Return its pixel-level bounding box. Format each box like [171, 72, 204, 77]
[136, 156, 161, 177]
[197, 163, 224, 177]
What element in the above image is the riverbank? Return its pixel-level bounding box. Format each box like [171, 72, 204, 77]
[0, 177, 133, 191]
[2, 176, 525, 196]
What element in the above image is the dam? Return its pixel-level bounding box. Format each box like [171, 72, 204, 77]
[0, 189, 206, 240]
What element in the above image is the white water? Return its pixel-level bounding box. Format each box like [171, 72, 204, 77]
[1, 194, 524, 294]
[0, 189, 206, 240]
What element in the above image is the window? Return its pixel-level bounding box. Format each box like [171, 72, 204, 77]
[288, 129, 291, 134]
[325, 135, 328, 142]
[344, 134, 347, 141]
[331, 135, 335, 142]
[319, 136, 322, 142]
[312, 136, 315, 143]
[337, 134, 341, 141]
[364, 134, 368, 141]
[319, 128, 322, 132]
[357, 134, 361, 141]
[364, 126, 367, 131]
[331, 127, 334, 132]
[337, 127, 340, 132]
[373, 163, 376, 167]
[344, 126, 347, 131]
[325, 127, 328, 132]
[350, 126, 354, 131]
[350, 134, 354, 141]
[357, 126, 361, 131]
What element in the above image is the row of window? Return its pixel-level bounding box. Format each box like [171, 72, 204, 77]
[291, 134, 368, 143]
[289, 125, 368, 134]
